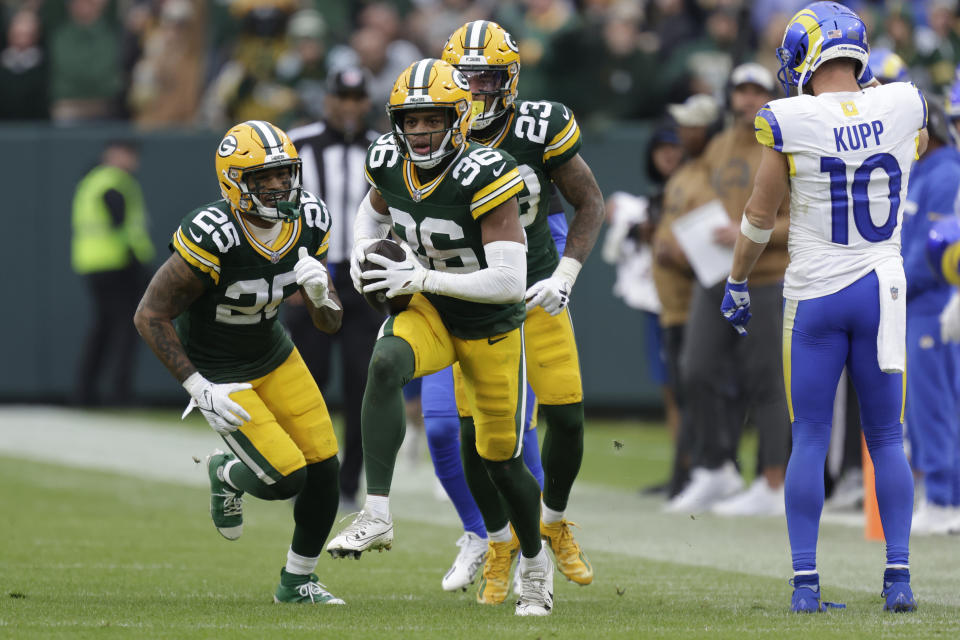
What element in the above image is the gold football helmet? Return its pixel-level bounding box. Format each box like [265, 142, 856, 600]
[215, 120, 303, 222]
[441, 20, 520, 131]
[387, 58, 474, 169]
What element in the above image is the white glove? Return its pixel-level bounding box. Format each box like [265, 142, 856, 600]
[525, 276, 570, 315]
[941, 290, 960, 343]
[182, 372, 252, 435]
[294, 247, 340, 310]
[361, 244, 428, 298]
[349, 238, 378, 294]
[525, 257, 581, 315]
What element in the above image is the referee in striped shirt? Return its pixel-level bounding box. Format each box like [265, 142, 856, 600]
[287, 68, 382, 512]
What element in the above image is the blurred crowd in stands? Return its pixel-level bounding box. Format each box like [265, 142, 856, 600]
[3, 0, 960, 131]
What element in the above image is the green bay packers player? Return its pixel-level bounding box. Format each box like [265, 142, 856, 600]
[440, 20, 605, 597]
[133, 120, 347, 605]
[324, 59, 554, 616]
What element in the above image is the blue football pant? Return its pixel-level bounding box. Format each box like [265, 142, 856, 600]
[783, 272, 913, 572]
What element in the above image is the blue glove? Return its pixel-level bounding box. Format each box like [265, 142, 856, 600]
[720, 277, 751, 336]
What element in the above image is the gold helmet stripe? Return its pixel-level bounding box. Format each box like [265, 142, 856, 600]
[408, 59, 436, 97]
[466, 20, 487, 50]
[246, 120, 282, 153]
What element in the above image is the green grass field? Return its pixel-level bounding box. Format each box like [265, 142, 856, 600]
[1, 407, 958, 639]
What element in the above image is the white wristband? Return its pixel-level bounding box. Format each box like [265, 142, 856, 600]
[740, 215, 773, 244]
[182, 371, 207, 396]
[553, 256, 582, 287]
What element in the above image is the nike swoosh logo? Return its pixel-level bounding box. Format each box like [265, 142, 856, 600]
[493, 162, 506, 176]
[487, 335, 508, 345]
[396, 266, 415, 271]
[189, 229, 203, 243]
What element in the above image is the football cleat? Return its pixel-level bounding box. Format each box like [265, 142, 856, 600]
[204, 449, 243, 541]
[326, 510, 393, 559]
[882, 582, 917, 612]
[540, 519, 593, 585]
[476, 534, 519, 605]
[274, 569, 345, 605]
[442, 532, 488, 592]
[515, 552, 554, 616]
[789, 575, 845, 613]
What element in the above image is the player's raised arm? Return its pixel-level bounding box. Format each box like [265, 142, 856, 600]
[294, 247, 342, 333]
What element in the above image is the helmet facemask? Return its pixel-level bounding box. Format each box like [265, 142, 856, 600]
[389, 103, 468, 169]
[230, 159, 303, 222]
[458, 68, 512, 130]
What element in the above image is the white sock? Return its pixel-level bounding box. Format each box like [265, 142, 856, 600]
[364, 494, 391, 521]
[519, 546, 548, 571]
[541, 501, 564, 525]
[285, 547, 319, 576]
[488, 524, 513, 543]
[220, 458, 241, 491]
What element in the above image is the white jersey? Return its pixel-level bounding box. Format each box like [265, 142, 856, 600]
[755, 82, 927, 300]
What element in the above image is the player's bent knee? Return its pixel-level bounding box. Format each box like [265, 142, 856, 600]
[475, 428, 518, 462]
[266, 465, 308, 500]
[367, 337, 414, 389]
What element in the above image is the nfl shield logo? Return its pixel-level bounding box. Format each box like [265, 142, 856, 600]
[412, 190, 422, 202]
[890, 286, 899, 300]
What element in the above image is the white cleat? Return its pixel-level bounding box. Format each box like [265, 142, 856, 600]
[515, 551, 554, 616]
[512, 560, 522, 597]
[912, 500, 958, 536]
[711, 478, 785, 517]
[326, 510, 394, 559]
[442, 532, 488, 592]
[663, 461, 743, 514]
[824, 468, 864, 511]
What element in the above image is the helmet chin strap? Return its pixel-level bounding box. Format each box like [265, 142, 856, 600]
[796, 35, 824, 96]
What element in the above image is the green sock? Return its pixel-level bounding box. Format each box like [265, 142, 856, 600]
[541, 402, 585, 512]
[291, 457, 340, 557]
[481, 455, 542, 557]
[362, 337, 415, 495]
[459, 417, 509, 532]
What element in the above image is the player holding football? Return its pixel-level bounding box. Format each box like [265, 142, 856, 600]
[325, 59, 554, 616]
[720, 2, 926, 612]
[134, 121, 347, 604]
[439, 20, 605, 601]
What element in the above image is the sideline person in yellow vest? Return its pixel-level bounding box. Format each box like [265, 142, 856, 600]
[72, 139, 155, 406]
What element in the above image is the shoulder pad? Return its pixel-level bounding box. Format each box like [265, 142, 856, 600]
[171, 202, 237, 284]
[365, 134, 401, 185]
[460, 145, 524, 220]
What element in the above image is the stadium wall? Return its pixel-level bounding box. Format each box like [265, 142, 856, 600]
[0, 123, 660, 412]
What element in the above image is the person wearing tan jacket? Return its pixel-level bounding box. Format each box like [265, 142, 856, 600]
[652, 93, 722, 498]
[665, 64, 791, 516]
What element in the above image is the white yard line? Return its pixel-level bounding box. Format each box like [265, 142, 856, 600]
[2, 406, 957, 606]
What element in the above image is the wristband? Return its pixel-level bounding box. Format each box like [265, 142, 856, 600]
[554, 256, 582, 287]
[740, 215, 773, 244]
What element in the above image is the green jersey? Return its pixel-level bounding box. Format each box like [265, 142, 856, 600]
[474, 100, 582, 285]
[364, 137, 525, 339]
[170, 191, 332, 382]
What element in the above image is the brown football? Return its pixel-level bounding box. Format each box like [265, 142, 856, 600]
[360, 239, 413, 315]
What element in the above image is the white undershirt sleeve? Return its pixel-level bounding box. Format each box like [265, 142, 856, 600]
[422, 240, 526, 304]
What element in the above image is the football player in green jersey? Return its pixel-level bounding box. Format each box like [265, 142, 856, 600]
[441, 20, 605, 592]
[324, 59, 554, 616]
[134, 120, 347, 605]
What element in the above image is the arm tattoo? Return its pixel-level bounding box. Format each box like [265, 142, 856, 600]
[549, 154, 605, 264]
[133, 254, 205, 382]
